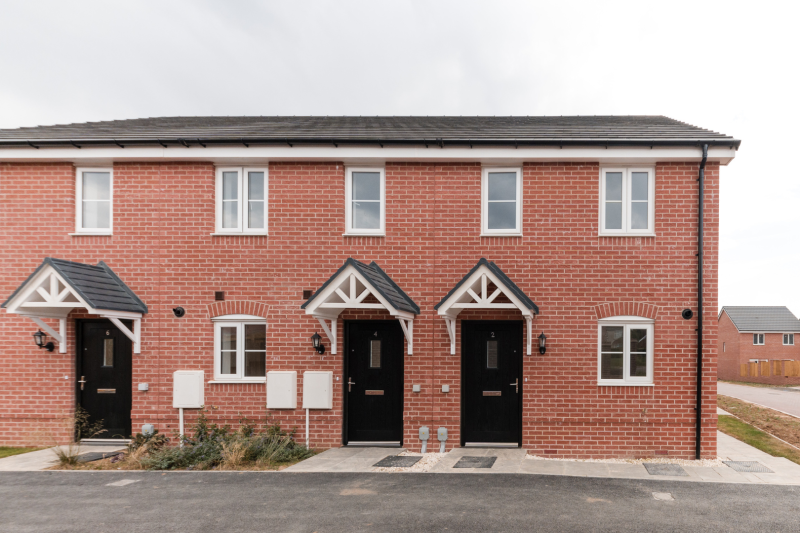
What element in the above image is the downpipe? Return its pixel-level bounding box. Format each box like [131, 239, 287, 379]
[696, 144, 708, 460]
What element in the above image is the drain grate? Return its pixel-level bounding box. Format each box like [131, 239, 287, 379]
[373, 455, 421, 468]
[453, 456, 497, 469]
[643, 463, 688, 476]
[723, 461, 773, 473]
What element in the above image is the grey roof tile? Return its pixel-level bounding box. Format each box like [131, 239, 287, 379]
[301, 258, 419, 315]
[721, 306, 800, 332]
[2, 258, 147, 314]
[0, 116, 739, 148]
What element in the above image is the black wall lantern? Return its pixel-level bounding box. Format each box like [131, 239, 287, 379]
[310, 332, 325, 354]
[538, 332, 547, 355]
[33, 330, 55, 352]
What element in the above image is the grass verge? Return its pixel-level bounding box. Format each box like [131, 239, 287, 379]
[718, 415, 800, 465]
[718, 395, 800, 447]
[0, 447, 44, 459]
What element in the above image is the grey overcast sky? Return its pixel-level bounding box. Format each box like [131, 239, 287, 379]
[1, 0, 798, 316]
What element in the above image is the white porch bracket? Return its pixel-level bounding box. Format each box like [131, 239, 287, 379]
[525, 316, 533, 356]
[398, 318, 413, 355]
[444, 317, 456, 355]
[314, 316, 337, 355]
[106, 316, 142, 354]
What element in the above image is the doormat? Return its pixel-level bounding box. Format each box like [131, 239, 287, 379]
[723, 461, 773, 473]
[373, 455, 422, 468]
[643, 463, 688, 476]
[453, 456, 497, 469]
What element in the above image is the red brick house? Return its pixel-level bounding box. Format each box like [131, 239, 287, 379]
[0, 116, 738, 458]
[718, 306, 800, 385]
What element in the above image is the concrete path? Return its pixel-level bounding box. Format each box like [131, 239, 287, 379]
[718, 382, 800, 417]
[0, 443, 126, 471]
[283, 433, 800, 485]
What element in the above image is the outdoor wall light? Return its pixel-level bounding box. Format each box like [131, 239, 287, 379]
[310, 332, 325, 354]
[33, 330, 55, 352]
[538, 332, 547, 355]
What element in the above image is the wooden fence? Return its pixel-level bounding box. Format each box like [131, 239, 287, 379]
[740, 360, 800, 377]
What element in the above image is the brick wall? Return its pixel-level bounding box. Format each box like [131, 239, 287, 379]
[0, 160, 719, 458]
[717, 310, 800, 385]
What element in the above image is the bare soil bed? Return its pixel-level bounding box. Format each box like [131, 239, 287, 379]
[718, 395, 800, 448]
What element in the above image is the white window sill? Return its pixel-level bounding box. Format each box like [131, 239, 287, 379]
[210, 232, 268, 236]
[598, 233, 656, 238]
[343, 233, 385, 237]
[70, 232, 112, 236]
[597, 382, 654, 387]
[480, 233, 522, 237]
[208, 379, 266, 384]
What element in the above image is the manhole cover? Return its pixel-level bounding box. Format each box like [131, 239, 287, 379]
[723, 461, 773, 473]
[643, 463, 688, 476]
[453, 456, 497, 469]
[373, 455, 421, 468]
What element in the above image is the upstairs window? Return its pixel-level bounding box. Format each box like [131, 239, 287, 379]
[600, 168, 654, 235]
[784, 333, 795, 345]
[753, 333, 765, 345]
[598, 317, 654, 385]
[212, 315, 266, 382]
[482, 168, 522, 236]
[345, 167, 385, 235]
[76, 168, 113, 234]
[215, 167, 268, 234]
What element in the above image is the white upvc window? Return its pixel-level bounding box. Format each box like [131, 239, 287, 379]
[599, 168, 655, 236]
[598, 317, 654, 385]
[212, 315, 266, 382]
[482, 167, 522, 236]
[345, 167, 385, 235]
[753, 333, 765, 345]
[75, 167, 113, 234]
[784, 333, 794, 345]
[215, 167, 268, 234]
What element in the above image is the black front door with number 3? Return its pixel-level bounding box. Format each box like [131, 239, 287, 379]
[345, 321, 403, 444]
[462, 321, 522, 445]
[78, 320, 132, 439]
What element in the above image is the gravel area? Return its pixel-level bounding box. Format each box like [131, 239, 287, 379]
[373, 451, 447, 472]
[526, 454, 725, 467]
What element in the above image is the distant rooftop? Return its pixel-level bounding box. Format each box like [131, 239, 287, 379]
[0, 115, 740, 149]
[720, 306, 800, 332]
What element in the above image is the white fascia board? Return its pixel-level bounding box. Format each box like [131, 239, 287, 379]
[0, 145, 737, 165]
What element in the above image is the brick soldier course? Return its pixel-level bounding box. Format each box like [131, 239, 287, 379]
[0, 116, 738, 458]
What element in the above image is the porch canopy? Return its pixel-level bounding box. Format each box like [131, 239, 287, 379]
[2, 258, 148, 353]
[435, 258, 539, 355]
[301, 258, 419, 354]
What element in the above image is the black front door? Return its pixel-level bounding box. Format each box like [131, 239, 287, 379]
[77, 320, 132, 439]
[462, 321, 522, 445]
[345, 321, 404, 444]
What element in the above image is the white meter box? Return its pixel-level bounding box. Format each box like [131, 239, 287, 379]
[173, 371, 204, 408]
[267, 371, 297, 409]
[303, 371, 333, 409]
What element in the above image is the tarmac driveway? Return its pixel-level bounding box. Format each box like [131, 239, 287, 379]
[718, 382, 800, 417]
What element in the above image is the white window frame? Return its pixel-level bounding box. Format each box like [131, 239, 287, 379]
[753, 333, 765, 345]
[597, 316, 654, 386]
[481, 167, 522, 236]
[344, 167, 385, 236]
[784, 333, 794, 346]
[74, 167, 113, 235]
[214, 167, 268, 235]
[211, 314, 267, 383]
[599, 168, 655, 236]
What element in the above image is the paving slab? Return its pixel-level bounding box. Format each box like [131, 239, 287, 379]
[643, 463, 688, 476]
[283, 447, 403, 472]
[0, 444, 125, 472]
[453, 456, 496, 469]
[373, 455, 421, 468]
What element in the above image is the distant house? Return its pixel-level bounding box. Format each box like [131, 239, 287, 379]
[718, 306, 800, 385]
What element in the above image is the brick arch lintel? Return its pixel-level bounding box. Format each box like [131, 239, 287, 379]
[593, 302, 659, 320]
[207, 301, 270, 320]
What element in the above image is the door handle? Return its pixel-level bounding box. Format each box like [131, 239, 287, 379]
[510, 378, 518, 394]
[78, 375, 87, 391]
[347, 377, 355, 392]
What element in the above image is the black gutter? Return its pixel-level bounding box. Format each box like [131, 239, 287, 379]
[0, 138, 742, 149]
[696, 143, 708, 460]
